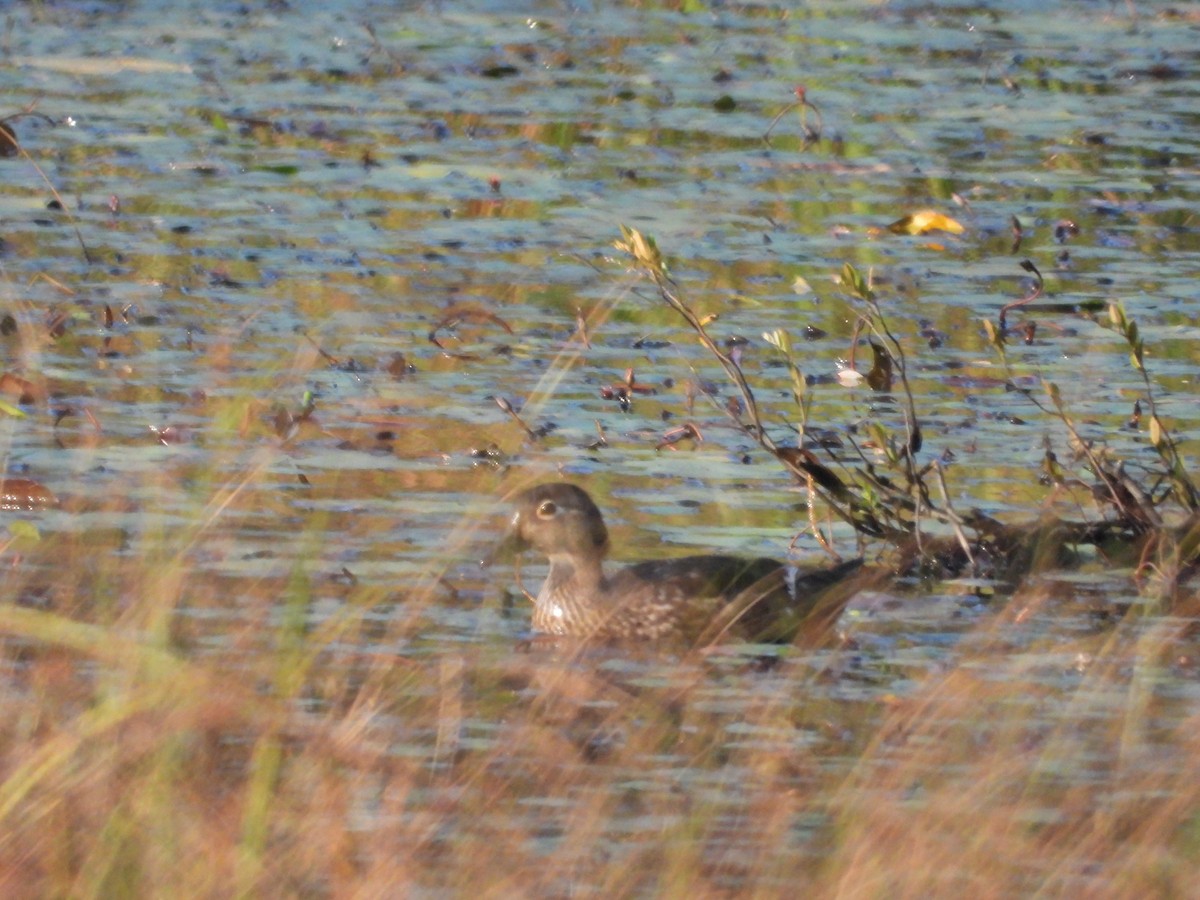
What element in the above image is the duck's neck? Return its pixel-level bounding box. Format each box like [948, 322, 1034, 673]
[534, 553, 606, 634]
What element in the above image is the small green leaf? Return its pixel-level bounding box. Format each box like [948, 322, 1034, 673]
[762, 329, 791, 354]
[789, 365, 807, 406]
[841, 262, 874, 301]
[255, 164, 301, 176]
[7, 520, 40, 542]
[867, 422, 896, 463]
[1131, 338, 1144, 371]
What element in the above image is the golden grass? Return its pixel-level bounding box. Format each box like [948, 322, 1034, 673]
[1, 494, 1198, 900]
[0, 273, 1194, 894]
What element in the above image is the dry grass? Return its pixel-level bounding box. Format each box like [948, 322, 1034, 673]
[0, 235, 1195, 896]
[0, 492, 1197, 899]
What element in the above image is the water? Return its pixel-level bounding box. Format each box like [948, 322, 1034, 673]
[0, 1, 1198, 893]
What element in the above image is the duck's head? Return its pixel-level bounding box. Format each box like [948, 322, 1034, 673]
[498, 482, 610, 563]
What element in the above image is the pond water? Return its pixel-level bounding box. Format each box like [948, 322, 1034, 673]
[1, 0, 1198, 895]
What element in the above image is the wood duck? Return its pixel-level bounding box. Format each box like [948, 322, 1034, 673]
[497, 482, 863, 643]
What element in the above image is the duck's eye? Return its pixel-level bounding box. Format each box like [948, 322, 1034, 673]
[536, 500, 557, 519]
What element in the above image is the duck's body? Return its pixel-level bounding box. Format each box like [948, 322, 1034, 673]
[500, 483, 862, 643]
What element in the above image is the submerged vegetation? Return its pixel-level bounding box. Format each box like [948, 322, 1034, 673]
[1, 2, 1199, 896]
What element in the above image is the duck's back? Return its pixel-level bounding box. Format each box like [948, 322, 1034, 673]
[599, 555, 862, 643]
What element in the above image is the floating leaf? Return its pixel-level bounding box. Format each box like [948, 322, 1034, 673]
[887, 209, 965, 236]
[7, 520, 40, 542]
[0, 372, 36, 404]
[837, 368, 865, 387]
[12, 55, 193, 75]
[792, 276, 812, 295]
[0, 478, 57, 510]
[480, 64, 520, 79]
[0, 398, 25, 418]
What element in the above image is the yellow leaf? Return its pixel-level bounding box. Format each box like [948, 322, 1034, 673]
[614, 225, 665, 277]
[12, 55, 193, 76]
[982, 318, 998, 345]
[887, 209, 965, 236]
[1149, 415, 1164, 449]
[7, 520, 40, 542]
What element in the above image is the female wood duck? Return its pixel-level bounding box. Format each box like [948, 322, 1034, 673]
[497, 482, 863, 643]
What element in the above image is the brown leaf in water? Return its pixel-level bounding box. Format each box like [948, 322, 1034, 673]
[0, 372, 38, 404]
[0, 478, 58, 510]
[384, 353, 411, 379]
[656, 423, 702, 451]
[1054, 220, 1079, 242]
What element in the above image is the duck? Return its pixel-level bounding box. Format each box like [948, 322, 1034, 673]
[496, 482, 863, 643]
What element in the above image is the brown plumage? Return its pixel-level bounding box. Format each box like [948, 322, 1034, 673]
[497, 483, 863, 643]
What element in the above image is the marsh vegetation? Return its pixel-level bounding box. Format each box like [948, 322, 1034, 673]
[1, 1, 1199, 895]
